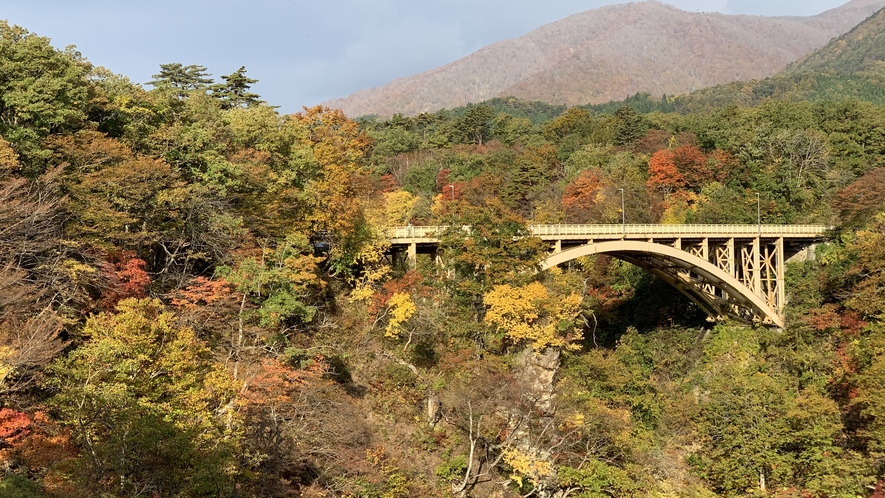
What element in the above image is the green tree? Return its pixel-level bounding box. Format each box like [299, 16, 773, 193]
[0, 21, 91, 174]
[612, 106, 647, 147]
[147, 62, 213, 98]
[210, 66, 263, 109]
[455, 103, 495, 145]
[438, 199, 546, 319]
[49, 298, 241, 497]
[218, 232, 325, 329]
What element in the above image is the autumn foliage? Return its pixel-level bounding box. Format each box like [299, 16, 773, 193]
[646, 149, 685, 194]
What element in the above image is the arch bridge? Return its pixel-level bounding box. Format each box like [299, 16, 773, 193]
[388, 224, 830, 328]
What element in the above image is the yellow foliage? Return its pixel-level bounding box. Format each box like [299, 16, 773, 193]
[430, 193, 448, 219]
[532, 197, 565, 224]
[661, 191, 706, 225]
[63, 259, 96, 283]
[350, 234, 392, 302]
[383, 190, 418, 226]
[364, 190, 418, 228]
[385, 292, 416, 339]
[0, 346, 13, 389]
[483, 282, 583, 351]
[502, 447, 555, 487]
[0, 137, 19, 172]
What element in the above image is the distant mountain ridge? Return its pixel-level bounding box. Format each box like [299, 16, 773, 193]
[322, 0, 885, 117]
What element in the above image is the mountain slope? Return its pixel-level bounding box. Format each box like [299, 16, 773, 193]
[596, 4, 885, 114]
[786, 3, 885, 74]
[323, 0, 885, 117]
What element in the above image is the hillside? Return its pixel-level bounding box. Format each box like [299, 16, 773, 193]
[787, 2, 885, 74]
[322, 0, 885, 117]
[8, 15, 885, 497]
[587, 4, 885, 115]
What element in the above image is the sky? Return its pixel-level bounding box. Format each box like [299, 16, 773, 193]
[3, 0, 852, 113]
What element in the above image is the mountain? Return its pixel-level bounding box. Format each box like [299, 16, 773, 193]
[322, 0, 885, 117]
[590, 4, 885, 115]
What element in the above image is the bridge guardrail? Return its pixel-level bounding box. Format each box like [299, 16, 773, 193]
[388, 224, 831, 240]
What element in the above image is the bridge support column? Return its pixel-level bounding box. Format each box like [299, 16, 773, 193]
[753, 237, 762, 299]
[727, 238, 735, 277]
[554, 240, 562, 254]
[407, 242, 417, 269]
[776, 237, 785, 313]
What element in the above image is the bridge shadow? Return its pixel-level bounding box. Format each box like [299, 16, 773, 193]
[577, 263, 708, 348]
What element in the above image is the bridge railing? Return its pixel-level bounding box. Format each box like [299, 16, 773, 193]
[388, 224, 831, 239]
[526, 224, 830, 237]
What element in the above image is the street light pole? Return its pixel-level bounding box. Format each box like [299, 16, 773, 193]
[619, 188, 625, 235]
[756, 192, 761, 235]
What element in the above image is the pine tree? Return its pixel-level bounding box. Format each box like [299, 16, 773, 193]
[147, 63, 213, 98]
[210, 66, 263, 109]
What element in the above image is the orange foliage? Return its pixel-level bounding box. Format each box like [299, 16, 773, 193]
[672, 144, 711, 188]
[1, 408, 75, 492]
[646, 149, 685, 194]
[172, 276, 234, 309]
[562, 170, 605, 222]
[100, 251, 151, 309]
[240, 357, 328, 413]
[291, 106, 373, 237]
[0, 408, 31, 446]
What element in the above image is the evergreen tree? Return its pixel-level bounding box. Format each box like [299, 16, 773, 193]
[613, 106, 648, 146]
[148, 63, 213, 97]
[210, 66, 263, 109]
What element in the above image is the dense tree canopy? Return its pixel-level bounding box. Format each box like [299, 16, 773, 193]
[4, 18, 885, 498]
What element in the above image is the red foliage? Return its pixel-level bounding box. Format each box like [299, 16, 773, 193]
[634, 129, 672, 155]
[100, 251, 151, 309]
[0, 408, 75, 479]
[562, 170, 606, 223]
[708, 149, 742, 183]
[374, 174, 399, 193]
[840, 311, 868, 337]
[646, 150, 685, 194]
[171, 276, 233, 309]
[834, 168, 885, 226]
[460, 174, 503, 207]
[806, 304, 842, 332]
[673, 145, 711, 188]
[871, 480, 885, 498]
[436, 168, 451, 193]
[0, 408, 31, 446]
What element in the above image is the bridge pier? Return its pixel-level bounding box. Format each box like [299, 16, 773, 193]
[407, 242, 417, 269]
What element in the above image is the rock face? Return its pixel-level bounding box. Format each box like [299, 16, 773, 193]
[511, 348, 562, 497]
[515, 347, 560, 418]
[322, 0, 885, 117]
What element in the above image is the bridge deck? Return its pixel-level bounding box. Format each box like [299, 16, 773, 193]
[389, 224, 830, 245]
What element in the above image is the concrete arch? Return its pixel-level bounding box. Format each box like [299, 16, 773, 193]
[542, 241, 784, 328]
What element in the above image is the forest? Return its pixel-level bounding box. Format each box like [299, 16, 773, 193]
[2, 18, 885, 498]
